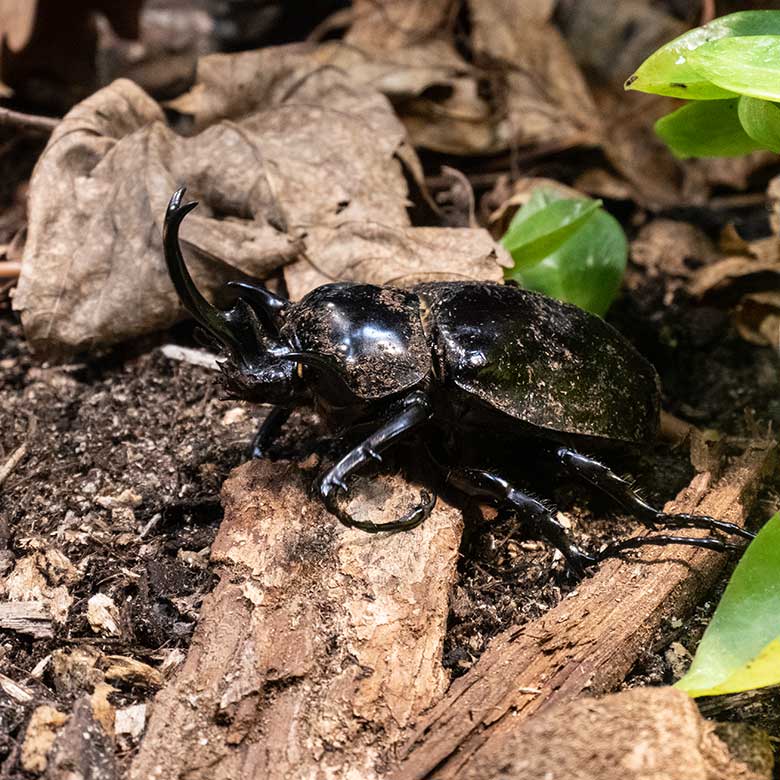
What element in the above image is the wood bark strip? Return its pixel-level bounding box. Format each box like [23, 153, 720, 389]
[394, 441, 776, 780]
[0, 601, 53, 638]
[458, 687, 773, 780]
[130, 460, 462, 780]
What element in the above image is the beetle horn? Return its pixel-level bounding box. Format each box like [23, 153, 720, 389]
[223, 280, 288, 335]
[163, 187, 243, 352]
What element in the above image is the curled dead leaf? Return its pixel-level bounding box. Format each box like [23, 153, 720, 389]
[631, 220, 718, 282]
[736, 292, 780, 348]
[16, 44, 506, 353]
[469, 0, 601, 153]
[688, 256, 780, 306]
[284, 221, 509, 300]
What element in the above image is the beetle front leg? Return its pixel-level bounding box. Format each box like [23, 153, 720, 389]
[318, 391, 436, 532]
[249, 406, 291, 459]
[448, 467, 597, 575]
[555, 447, 754, 542]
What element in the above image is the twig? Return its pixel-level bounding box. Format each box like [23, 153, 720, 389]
[0, 416, 37, 489]
[0, 261, 20, 279]
[0, 106, 58, 135]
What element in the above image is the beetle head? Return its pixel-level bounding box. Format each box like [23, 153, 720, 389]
[163, 187, 304, 406]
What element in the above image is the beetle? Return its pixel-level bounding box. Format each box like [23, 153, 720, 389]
[164, 187, 752, 573]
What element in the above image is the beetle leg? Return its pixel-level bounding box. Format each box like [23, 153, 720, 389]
[249, 406, 291, 460]
[555, 447, 754, 541]
[598, 533, 741, 560]
[447, 468, 597, 575]
[318, 392, 436, 533]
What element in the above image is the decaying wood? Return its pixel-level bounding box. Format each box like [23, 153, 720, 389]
[459, 687, 773, 780]
[130, 460, 462, 780]
[0, 601, 53, 639]
[394, 440, 776, 780]
[45, 696, 117, 780]
[0, 671, 35, 703]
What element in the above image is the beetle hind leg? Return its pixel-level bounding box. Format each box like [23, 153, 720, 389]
[555, 446, 754, 545]
[317, 391, 437, 532]
[597, 532, 741, 560]
[448, 467, 597, 575]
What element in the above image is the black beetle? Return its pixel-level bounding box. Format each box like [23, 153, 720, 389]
[164, 187, 751, 572]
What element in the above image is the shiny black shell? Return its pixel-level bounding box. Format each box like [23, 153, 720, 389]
[415, 282, 660, 445]
[282, 281, 660, 445]
[282, 283, 430, 401]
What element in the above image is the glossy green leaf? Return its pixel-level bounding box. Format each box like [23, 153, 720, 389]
[625, 11, 780, 99]
[501, 192, 600, 271]
[676, 512, 780, 698]
[655, 99, 764, 158]
[738, 95, 780, 152]
[511, 209, 627, 316]
[687, 35, 780, 101]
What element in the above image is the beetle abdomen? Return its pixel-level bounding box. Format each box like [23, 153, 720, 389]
[416, 283, 660, 445]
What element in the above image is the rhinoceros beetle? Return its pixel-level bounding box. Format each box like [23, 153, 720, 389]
[164, 187, 752, 573]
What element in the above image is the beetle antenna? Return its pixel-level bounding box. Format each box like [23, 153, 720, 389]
[163, 187, 242, 353]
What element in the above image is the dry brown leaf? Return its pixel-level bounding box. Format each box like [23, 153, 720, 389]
[597, 88, 689, 209]
[688, 256, 780, 305]
[16, 44, 507, 352]
[691, 151, 778, 194]
[736, 291, 780, 348]
[632, 220, 719, 281]
[346, 0, 455, 51]
[557, 0, 687, 89]
[284, 222, 509, 300]
[314, 38, 500, 155]
[469, 0, 601, 153]
[573, 168, 633, 201]
[14, 48, 414, 352]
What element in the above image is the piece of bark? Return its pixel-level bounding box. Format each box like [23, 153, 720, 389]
[458, 687, 773, 780]
[45, 696, 117, 780]
[0, 600, 53, 638]
[130, 460, 462, 780]
[394, 440, 776, 780]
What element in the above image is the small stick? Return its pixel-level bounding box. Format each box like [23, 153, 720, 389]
[0, 416, 37, 489]
[0, 106, 58, 135]
[0, 261, 21, 279]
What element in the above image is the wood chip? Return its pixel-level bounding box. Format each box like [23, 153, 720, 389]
[0, 601, 53, 639]
[130, 460, 462, 780]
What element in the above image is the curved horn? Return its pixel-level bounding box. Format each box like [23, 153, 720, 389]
[224, 280, 288, 334]
[163, 187, 241, 352]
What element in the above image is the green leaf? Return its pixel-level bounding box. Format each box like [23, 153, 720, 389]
[626, 10, 780, 99]
[501, 193, 600, 271]
[511, 209, 627, 317]
[676, 512, 780, 697]
[655, 99, 764, 158]
[738, 95, 780, 152]
[688, 35, 780, 101]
